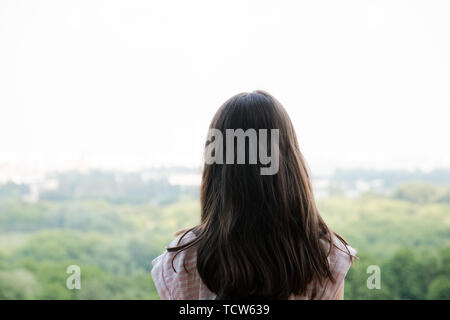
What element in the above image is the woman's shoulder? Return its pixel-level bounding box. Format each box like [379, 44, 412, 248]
[314, 234, 357, 299]
[328, 234, 357, 264]
[152, 230, 357, 300]
[151, 230, 213, 300]
[171, 229, 198, 246]
[152, 230, 198, 273]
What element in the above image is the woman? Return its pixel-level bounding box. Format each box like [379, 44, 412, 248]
[152, 90, 357, 300]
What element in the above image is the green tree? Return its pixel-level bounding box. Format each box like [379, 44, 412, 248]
[0, 270, 40, 299]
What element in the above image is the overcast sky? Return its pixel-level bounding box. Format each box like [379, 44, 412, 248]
[1, 0, 449, 174]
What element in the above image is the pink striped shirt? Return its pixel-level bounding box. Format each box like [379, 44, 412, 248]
[151, 231, 357, 300]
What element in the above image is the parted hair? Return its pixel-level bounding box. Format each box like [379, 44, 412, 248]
[167, 90, 352, 299]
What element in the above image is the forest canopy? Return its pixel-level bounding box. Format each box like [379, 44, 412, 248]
[0, 169, 449, 299]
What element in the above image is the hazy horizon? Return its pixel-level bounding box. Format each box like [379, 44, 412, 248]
[1, 0, 449, 175]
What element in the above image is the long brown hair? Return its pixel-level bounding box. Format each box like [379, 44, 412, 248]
[168, 90, 351, 299]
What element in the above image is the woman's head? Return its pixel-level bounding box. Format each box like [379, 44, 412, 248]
[169, 90, 346, 299]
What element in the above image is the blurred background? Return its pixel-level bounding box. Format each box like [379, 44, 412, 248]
[0, 0, 449, 299]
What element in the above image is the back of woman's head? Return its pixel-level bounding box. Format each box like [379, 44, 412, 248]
[169, 90, 344, 299]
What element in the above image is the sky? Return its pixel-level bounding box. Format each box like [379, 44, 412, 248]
[1, 0, 449, 175]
